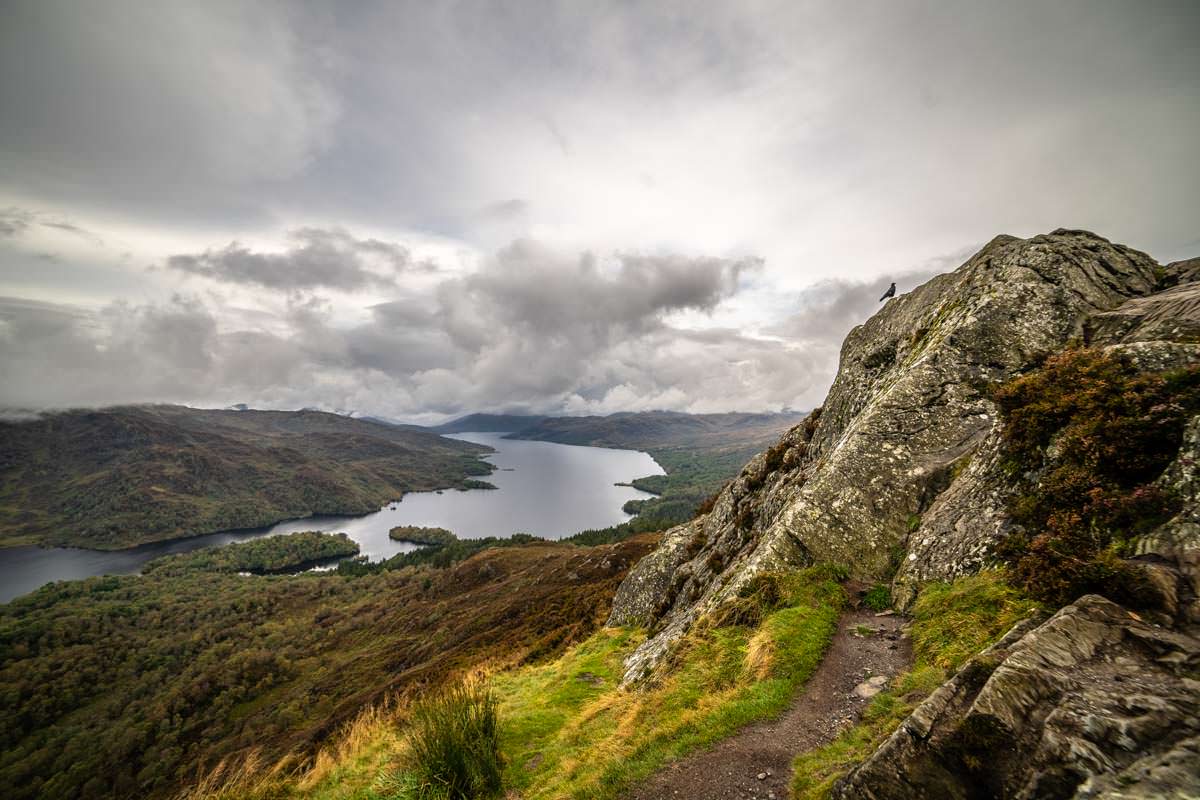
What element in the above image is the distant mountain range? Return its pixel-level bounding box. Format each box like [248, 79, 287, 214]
[428, 413, 550, 434]
[504, 410, 808, 452]
[427, 409, 806, 449]
[0, 405, 495, 550]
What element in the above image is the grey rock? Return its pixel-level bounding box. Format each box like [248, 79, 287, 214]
[1086, 280, 1200, 346]
[832, 596, 1200, 800]
[1136, 414, 1200, 624]
[609, 229, 1161, 681]
[853, 675, 891, 699]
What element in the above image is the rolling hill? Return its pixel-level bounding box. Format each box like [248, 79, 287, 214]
[0, 405, 495, 549]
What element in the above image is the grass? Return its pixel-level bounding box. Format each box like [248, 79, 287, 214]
[907, 571, 1041, 673]
[790, 570, 1039, 799]
[1, 536, 657, 800]
[395, 682, 501, 800]
[861, 585, 891, 612]
[491, 566, 844, 800]
[278, 566, 844, 800]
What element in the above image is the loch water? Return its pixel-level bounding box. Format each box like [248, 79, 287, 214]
[0, 433, 664, 603]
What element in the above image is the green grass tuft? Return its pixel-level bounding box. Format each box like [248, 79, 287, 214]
[397, 682, 502, 800]
[909, 571, 1041, 673]
[862, 585, 891, 612]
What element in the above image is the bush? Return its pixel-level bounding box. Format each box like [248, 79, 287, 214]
[862, 584, 891, 611]
[993, 349, 1200, 606]
[402, 681, 502, 800]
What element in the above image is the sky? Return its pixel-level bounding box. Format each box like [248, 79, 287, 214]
[1, 1, 1197, 422]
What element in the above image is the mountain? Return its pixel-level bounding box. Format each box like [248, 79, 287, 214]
[428, 412, 549, 434]
[609, 230, 1200, 796]
[5, 230, 1198, 800]
[508, 410, 807, 451]
[0, 404, 495, 549]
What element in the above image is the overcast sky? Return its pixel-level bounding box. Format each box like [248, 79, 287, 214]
[1, 1, 1197, 422]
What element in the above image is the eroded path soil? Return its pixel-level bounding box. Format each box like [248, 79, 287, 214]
[627, 607, 912, 800]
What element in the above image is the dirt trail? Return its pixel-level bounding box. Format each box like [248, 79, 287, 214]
[627, 607, 912, 800]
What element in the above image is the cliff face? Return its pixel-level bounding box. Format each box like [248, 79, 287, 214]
[609, 229, 1194, 683]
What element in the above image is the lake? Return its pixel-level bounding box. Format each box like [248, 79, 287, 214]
[0, 432, 664, 603]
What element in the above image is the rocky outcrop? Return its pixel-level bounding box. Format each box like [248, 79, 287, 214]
[831, 596, 1200, 800]
[610, 229, 1164, 682]
[1135, 415, 1200, 624]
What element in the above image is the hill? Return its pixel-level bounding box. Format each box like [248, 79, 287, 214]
[0, 530, 656, 800]
[0, 405, 495, 549]
[428, 412, 548, 434]
[608, 230, 1200, 796]
[510, 410, 806, 450]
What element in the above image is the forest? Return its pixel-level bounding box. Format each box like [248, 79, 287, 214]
[0, 531, 655, 800]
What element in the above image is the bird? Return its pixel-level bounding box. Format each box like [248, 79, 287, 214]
[879, 282, 896, 302]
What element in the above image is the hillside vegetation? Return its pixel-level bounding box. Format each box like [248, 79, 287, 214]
[0, 405, 495, 549]
[184, 564, 846, 800]
[0, 532, 655, 800]
[141, 531, 360, 576]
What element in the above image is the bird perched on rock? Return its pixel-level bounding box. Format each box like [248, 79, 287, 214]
[879, 282, 896, 302]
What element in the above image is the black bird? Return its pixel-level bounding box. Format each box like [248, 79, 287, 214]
[879, 282, 896, 302]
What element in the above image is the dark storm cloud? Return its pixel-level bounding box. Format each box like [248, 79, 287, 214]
[166, 228, 430, 291]
[440, 241, 758, 347]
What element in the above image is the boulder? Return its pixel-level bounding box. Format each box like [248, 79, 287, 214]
[832, 596, 1200, 800]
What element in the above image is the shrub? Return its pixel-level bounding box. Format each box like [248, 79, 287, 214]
[402, 681, 502, 800]
[993, 349, 1200, 606]
[862, 584, 891, 611]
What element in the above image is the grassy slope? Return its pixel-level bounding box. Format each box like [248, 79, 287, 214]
[259, 566, 844, 800]
[0, 534, 656, 800]
[180, 569, 1037, 800]
[0, 405, 494, 549]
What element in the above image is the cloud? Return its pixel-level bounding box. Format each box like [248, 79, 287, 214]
[0, 235, 1026, 419]
[1, 241, 800, 417]
[2, 3, 1198, 418]
[0, 207, 105, 247]
[767, 269, 944, 344]
[475, 198, 529, 222]
[166, 227, 430, 291]
[0, 209, 34, 238]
